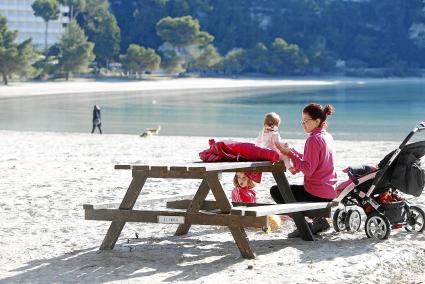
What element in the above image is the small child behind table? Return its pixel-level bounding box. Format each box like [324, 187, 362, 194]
[231, 172, 282, 232]
[255, 112, 292, 171]
[231, 172, 260, 203]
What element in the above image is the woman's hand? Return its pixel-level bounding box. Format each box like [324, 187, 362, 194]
[275, 142, 291, 155]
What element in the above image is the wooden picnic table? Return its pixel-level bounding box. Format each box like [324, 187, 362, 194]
[83, 161, 334, 259]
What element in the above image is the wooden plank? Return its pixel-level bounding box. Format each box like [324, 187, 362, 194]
[175, 179, 210, 236]
[167, 199, 216, 210]
[115, 161, 284, 173]
[86, 194, 195, 211]
[100, 173, 148, 250]
[132, 165, 150, 171]
[229, 227, 255, 259]
[84, 203, 119, 210]
[273, 172, 315, 241]
[147, 171, 204, 179]
[84, 208, 268, 227]
[204, 171, 254, 259]
[231, 202, 332, 216]
[169, 166, 189, 172]
[167, 200, 274, 210]
[114, 165, 132, 170]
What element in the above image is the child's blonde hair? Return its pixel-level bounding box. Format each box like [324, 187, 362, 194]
[233, 173, 256, 188]
[264, 112, 281, 127]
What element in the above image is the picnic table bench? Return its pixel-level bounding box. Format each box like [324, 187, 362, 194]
[83, 161, 335, 259]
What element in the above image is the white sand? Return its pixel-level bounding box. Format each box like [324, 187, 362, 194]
[0, 78, 343, 98]
[0, 130, 424, 283]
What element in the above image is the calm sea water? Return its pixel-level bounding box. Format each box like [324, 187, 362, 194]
[1, 79, 425, 141]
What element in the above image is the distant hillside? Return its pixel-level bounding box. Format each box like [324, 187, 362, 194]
[109, 0, 425, 69]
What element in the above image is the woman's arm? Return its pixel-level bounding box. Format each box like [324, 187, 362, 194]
[287, 137, 321, 177]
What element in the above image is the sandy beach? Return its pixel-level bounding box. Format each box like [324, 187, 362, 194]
[0, 130, 424, 283]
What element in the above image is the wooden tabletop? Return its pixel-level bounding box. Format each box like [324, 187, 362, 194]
[114, 161, 285, 173]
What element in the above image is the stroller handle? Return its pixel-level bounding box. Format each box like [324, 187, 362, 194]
[367, 121, 425, 196]
[398, 121, 425, 148]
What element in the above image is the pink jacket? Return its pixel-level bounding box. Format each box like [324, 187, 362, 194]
[287, 127, 337, 199]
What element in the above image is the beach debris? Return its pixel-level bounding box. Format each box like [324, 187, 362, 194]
[247, 264, 254, 269]
[140, 125, 161, 137]
[135, 232, 139, 239]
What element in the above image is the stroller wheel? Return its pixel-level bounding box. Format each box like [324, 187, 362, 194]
[405, 206, 425, 233]
[365, 212, 391, 240]
[345, 209, 362, 232]
[333, 208, 346, 232]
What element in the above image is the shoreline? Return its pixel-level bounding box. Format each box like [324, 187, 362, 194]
[0, 77, 340, 98]
[0, 129, 403, 143]
[1, 76, 423, 99]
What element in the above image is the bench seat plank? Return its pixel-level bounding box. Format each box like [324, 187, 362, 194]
[231, 202, 335, 217]
[84, 208, 268, 227]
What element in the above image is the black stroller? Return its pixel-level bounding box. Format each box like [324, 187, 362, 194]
[333, 121, 425, 239]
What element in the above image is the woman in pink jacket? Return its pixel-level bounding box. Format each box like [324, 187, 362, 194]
[271, 103, 337, 236]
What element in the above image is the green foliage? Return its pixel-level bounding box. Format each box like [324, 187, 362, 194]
[0, 17, 38, 85]
[32, 0, 60, 22]
[221, 49, 245, 74]
[32, 0, 60, 58]
[57, 20, 95, 80]
[244, 43, 270, 73]
[156, 15, 215, 73]
[160, 50, 185, 73]
[191, 44, 221, 71]
[110, 0, 425, 72]
[120, 44, 161, 76]
[270, 38, 308, 74]
[156, 16, 213, 47]
[80, 0, 121, 67]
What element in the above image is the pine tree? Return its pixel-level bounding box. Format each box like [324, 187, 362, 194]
[0, 17, 38, 85]
[31, 0, 60, 60]
[58, 20, 95, 80]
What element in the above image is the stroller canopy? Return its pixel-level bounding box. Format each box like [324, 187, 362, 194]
[378, 141, 425, 197]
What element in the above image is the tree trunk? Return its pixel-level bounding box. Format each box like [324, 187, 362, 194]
[65, 72, 69, 81]
[70, 5, 74, 19]
[45, 21, 49, 61]
[2, 73, 8, 85]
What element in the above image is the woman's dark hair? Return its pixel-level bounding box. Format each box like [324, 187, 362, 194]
[303, 103, 335, 127]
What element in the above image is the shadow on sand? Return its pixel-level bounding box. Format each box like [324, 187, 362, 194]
[2, 230, 424, 283]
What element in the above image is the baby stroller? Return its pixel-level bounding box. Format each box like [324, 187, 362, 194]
[333, 121, 425, 239]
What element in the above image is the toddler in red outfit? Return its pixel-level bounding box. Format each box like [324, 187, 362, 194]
[231, 172, 261, 203]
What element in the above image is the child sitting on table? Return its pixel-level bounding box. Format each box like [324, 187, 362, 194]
[231, 172, 282, 232]
[255, 112, 293, 172]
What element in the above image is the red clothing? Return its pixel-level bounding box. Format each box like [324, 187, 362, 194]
[199, 139, 280, 163]
[287, 127, 337, 199]
[232, 186, 257, 203]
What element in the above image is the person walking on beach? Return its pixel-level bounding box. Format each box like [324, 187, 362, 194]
[271, 103, 337, 237]
[91, 105, 102, 134]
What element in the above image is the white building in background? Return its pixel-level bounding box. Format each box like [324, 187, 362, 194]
[0, 0, 69, 50]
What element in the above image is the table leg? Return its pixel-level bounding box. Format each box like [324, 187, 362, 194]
[272, 172, 315, 241]
[100, 172, 148, 250]
[206, 172, 255, 259]
[175, 179, 210, 236]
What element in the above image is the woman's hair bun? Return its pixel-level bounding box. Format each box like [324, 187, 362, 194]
[324, 104, 335, 116]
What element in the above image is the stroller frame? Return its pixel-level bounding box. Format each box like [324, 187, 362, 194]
[334, 121, 425, 239]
